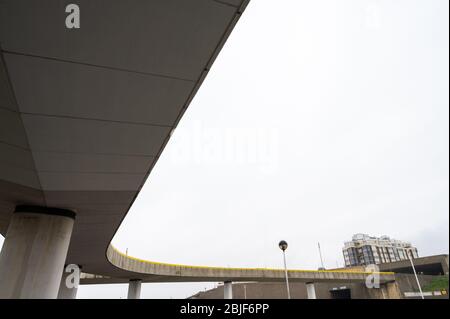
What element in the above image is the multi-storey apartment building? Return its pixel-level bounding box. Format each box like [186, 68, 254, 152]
[343, 233, 419, 267]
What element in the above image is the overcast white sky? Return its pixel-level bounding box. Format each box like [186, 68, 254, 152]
[1, 0, 449, 298]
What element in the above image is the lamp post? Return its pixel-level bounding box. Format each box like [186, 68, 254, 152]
[279, 240, 291, 299]
[408, 250, 424, 299]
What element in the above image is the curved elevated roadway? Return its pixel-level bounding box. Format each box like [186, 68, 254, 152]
[96, 245, 395, 284]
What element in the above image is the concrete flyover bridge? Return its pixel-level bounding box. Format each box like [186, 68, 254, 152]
[105, 245, 395, 285]
[80, 245, 395, 299]
[0, 0, 396, 299]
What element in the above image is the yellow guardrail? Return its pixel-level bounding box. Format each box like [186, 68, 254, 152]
[110, 245, 395, 276]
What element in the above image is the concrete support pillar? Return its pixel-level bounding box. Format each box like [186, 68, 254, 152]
[224, 281, 233, 299]
[306, 282, 317, 299]
[57, 265, 80, 299]
[384, 282, 402, 299]
[0, 206, 75, 299]
[380, 285, 388, 299]
[127, 279, 142, 299]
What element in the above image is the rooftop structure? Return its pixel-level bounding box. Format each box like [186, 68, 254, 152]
[343, 233, 419, 267]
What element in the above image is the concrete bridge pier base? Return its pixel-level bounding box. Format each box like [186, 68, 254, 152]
[0, 206, 75, 299]
[224, 281, 233, 299]
[128, 279, 142, 299]
[306, 282, 317, 299]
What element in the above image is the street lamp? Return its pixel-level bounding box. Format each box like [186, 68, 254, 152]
[408, 250, 424, 299]
[279, 240, 291, 299]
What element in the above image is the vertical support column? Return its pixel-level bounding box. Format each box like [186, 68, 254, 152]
[306, 282, 317, 299]
[128, 279, 142, 299]
[224, 281, 233, 299]
[0, 206, 75, 299]
[384, 282, 402, 299]
[380, 284, 388, 299]
[57, 265, 80, 299]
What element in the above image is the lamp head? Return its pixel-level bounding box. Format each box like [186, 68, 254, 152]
[279, 240, 288, 251]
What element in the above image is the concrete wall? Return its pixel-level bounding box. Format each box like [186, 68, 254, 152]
[443, 255, 449, 275]
[190, 274, 448, 299]
[190, 282, 396, 299]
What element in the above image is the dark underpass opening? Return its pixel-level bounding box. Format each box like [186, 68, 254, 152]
[330, 288, 352, 299]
